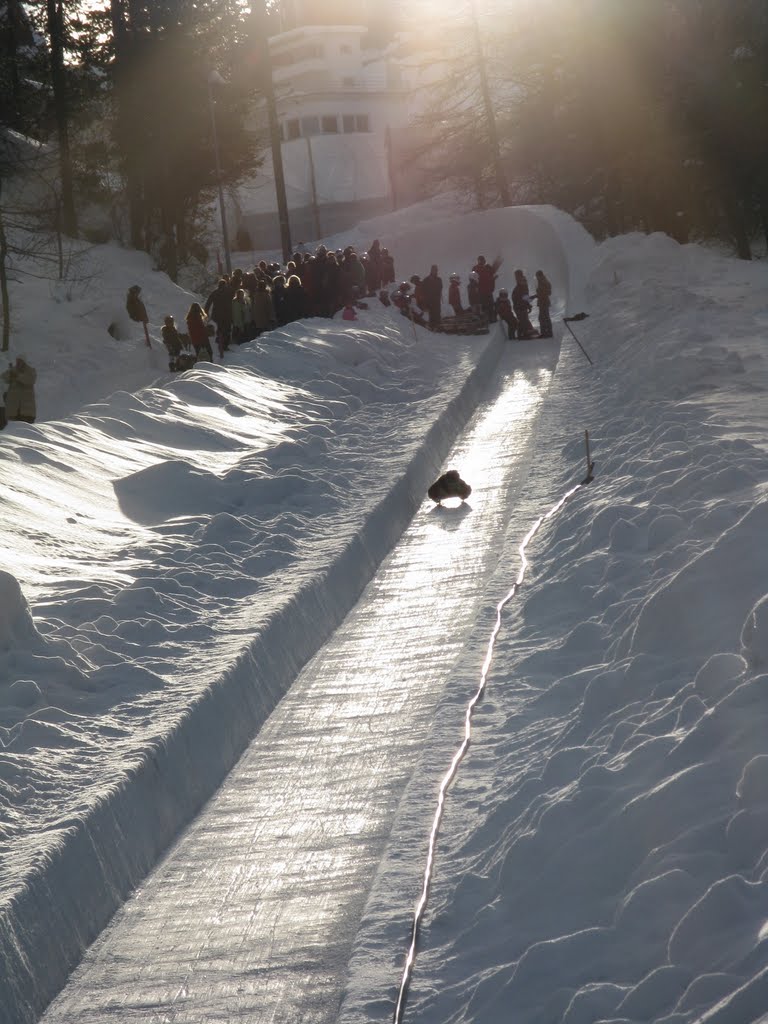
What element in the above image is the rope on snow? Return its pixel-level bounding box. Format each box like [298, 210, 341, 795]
[393, 448, 595, 1024]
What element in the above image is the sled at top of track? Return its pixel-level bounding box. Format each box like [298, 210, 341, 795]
[433, 312, 490, 336]
[428, 470, 472, 504]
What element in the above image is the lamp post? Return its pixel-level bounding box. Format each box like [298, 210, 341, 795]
[208, 69, 232, 276]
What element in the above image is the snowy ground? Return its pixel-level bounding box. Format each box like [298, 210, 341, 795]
[2, 201, 768, 1024]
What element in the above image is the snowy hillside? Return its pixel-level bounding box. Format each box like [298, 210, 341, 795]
[2, 202, 768, 1024]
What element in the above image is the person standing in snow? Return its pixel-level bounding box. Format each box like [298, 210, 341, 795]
[126, 285, 152, 348]
[204, 278, 234, 357]
[494, 290, 518, 339]
[281, 275, 309, 324]
[473, 255, 502, 323]
[512, 270, 537, 339]
[380, 248, 395, 286]
[161, 315, 184, 370]
[231, 288, 251, 344]
[250, 278, 276, 336]
[467, 272, 482, 315]
[533, 270, 553, 338]
[421, 265, 443, 328]
[448, 273, 464, 316]
[185, 303, 213, 361]
[1, 355, 37, 423]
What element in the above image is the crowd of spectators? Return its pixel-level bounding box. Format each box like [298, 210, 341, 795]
[390, 258, 553, 340]
[149, 240, 396, 371]
[133, 241, 554, 373]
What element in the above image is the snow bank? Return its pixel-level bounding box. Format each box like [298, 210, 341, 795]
[0, 201, 591, 1022]
[0, 324, 503, 1024]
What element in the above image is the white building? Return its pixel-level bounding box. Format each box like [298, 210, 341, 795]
[237, 0, 423, 250]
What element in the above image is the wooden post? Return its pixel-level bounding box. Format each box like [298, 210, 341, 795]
[583, 429, 594, 483]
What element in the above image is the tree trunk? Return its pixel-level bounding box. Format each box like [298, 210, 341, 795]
[470, 0, 509, 207]
[723, 194, 752, 260]
[0, 0, 23, 126]
[0, 179, 10, 352]
[46, 0, 78, 236]
[111, 0, 144, 249]
[252, 0, 292, 261]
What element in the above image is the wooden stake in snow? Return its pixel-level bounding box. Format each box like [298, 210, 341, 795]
[583, 429, 595, 484]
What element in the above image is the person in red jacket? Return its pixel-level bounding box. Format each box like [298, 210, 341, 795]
[185, 302, 214, 361]
[472, 255, 502, 322]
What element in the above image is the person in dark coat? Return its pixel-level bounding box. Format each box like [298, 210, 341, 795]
[468, 272, 482, 315]
[271, 274, 288, 324]
[347, 252, 366, 295]
[512, 270, 537, 339]
[448, 273, 464, 316]
[161, 315, 184, 370]
[494, 290, 518, 340]
[339, 260, 357, 308]
[204, 278, 233, 357]
[321, 253, 341, 317]
[126, 285, 151, 348]
[282, 275, 309, 323]
[380, 248, 395, 286]
[1, 355, 36, 423]
[250, 278, 276, 335]
[534, 270, 553, 337]
[421, 265, 443, 328]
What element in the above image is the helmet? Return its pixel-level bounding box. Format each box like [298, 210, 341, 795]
[498, 289, 508, 297]
[469, 272, 478, 282]
[449, 273, 460, 281]
[399, 281, 411, 291]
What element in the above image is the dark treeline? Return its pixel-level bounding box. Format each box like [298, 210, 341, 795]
[3, 0, 768, 271]
[410, 0, 768, 259]
[0, 0, 266, 279]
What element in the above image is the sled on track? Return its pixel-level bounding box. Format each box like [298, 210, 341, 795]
[428, 469, 472, 504]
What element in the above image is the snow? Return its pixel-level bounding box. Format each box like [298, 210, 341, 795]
[2, 199, 768, 1024]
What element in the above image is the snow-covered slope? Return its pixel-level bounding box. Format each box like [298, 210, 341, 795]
[4, 200, 768, 1024]
[0, 203, 591, 1024]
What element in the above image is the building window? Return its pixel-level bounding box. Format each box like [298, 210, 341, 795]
[342, 76, 356, 87]
[341, 114, 371, 134]
[341, 44, 352, 54]
[285, 118, 300, 140]
[321, 115, 338, 133]
[301, 115, 320, 136]
[272, 43, 324, 69]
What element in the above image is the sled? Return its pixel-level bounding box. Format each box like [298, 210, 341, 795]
[428, 470, 472, 504]
[433, 312, 489, 336]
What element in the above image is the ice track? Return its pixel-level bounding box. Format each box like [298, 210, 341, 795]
[40, 341, 558, 1024]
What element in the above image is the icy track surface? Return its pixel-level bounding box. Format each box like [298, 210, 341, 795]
[0, 205, 591, 1023]
[40, 342, 558, 1023]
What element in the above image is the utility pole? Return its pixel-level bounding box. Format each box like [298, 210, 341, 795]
[305, 136, 322, 239]
[469, 0, 510, 206]
[252, 0, 292, 261]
